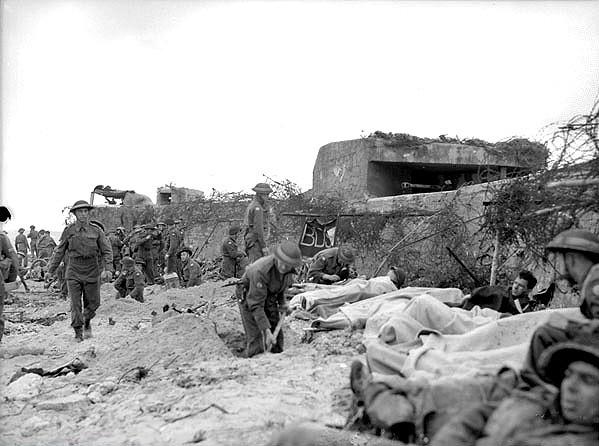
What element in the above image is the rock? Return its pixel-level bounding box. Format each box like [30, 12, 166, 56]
[85, 380, 117, 396]
[21, 415, 51, 436]
[87, 391, 105, 403]
[4, 373, 43, 400]
[36, 394, 89, 411]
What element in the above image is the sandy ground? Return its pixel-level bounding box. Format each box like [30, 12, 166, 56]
[0, 280, 363, 446]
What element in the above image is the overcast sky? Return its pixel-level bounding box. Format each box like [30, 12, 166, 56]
[1, 0, 598, 233]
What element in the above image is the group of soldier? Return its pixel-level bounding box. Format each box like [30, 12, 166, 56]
[13, 225, 57, 267]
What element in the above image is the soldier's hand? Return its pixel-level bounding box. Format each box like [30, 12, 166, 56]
[262, 247, 270, 256]
[264, 329, 276, 351]
[45, 274, 56, 283]
[100, 270, 113, 283]
[323, 274, 341, 282]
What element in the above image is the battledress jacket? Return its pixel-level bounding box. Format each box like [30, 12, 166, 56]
[307, 247, 347, 283]
[113, 266, 145, 301]
[221, 235, 245, 278]
[431, 386, 598, 446]
[180, 258, 202, 287]
[240, 255, 294, 331]
[48, 222, 113, 281]
[244, 198, 269, 251]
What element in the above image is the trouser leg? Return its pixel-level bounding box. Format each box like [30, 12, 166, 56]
[68, 279, 84, 328]
[265, 305, 284, 354]
[82, 281, 101, 324]
[239, 301, 267, 357]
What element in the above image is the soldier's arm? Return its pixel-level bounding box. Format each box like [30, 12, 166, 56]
[1, 235, 20, 274]
[307, 255, 327, 282]
[246, 269, 271, 331]
[113, 273, 125, 289]
[47, 228, 69, 275]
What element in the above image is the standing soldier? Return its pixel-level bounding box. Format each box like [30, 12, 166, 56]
[221, 223, 247, 279]
[37, 230, 57, 259]
[237, 240, 302, 357]
[164, 218, 182, 275]
[153, 222, 165, 275]
[0, 223, 20, 343]
[28, 225, 39, 258]
[178, 247, 202, 287]
[135, 224, 157, 285]
[15, 228, 30, 267]
[47, 200, 113, 342]
[108, 228, 125, 276]
[244, 182, 273, 263]
[113, 256, 145, 302]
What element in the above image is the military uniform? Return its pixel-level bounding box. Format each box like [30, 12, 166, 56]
[114, 261, 145, 302]
[221, 235, 246, 279]
[165, 226, 181, 274]
[244, 197, 269, 263]
[134, 227, 156, 285]
[307, 247, 352, 284]
[180, 257, 202, 288]
[27, 228, 39, 258]
[0, 233, 19, 342]
[47, 220, 113, 334]
[108, 232, 124, 273]
[238, 254, 295, 357]
[14, 231, 29, 267]
[37, 232, 57, 259]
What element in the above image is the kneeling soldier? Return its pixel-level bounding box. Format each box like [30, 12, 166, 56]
[114, 256, 145, 302]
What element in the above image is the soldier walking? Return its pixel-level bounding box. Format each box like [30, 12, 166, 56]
[14, 228, 30, 267]
[47, 200, 113, 342]
[27, 225, 39, 258]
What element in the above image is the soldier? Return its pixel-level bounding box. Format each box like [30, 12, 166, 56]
[221, 223, 247, 279]
[521, 228, 599, 386]
[0, 223, 20, 343]
[152, 222, 165, 275]
[27, 225, 39, 258]
[108, 228, 125, 275]
[47, 200, 113, 342]
[164, 218, 182, 274]
[113, 256, 145, 302]
[135, 224, 157, 285]
[14, 228, 30, 267]
[244, 182, 273, 263]
[237, 240, 302, 357]
[307, 245, 357, 284]
[37, 230, 57, 259]
[178, 247, 202, 287]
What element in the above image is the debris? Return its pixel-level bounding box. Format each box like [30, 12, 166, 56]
[117, 357, 161, 384]
[165, 403, 230, 423]
[187, 430, 207, 443]
[4, 373, 43, 401]
[19, 357, 87, 378]
[108, 317, 116, 325]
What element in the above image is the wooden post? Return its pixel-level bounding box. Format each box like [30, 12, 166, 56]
[489, 233, 500, 286]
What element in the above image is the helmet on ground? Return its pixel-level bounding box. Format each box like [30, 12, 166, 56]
[274, 240, 302, 268]
[337, 245, 356, 264]
[70, 200, 94, 213]
[252, 183, 273, 194]
[546, 229, 599, 257]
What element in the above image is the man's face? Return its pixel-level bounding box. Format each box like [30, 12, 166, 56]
[511, 277, 530, 297]
[275, 258, 294, 274]
[180, 252, 189, 262]
[560, 360, 599, 425]
[74, 208, 90, 223]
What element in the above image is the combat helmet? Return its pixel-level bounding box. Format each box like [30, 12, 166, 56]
[546, 229, 599, 257]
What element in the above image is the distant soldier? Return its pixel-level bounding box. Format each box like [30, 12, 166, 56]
[244, 182, 273, 263]
[164, 218, 182, 274]
[113, 256, 145, 302]
[47, 200, 113, 342]
[153, 222, 166, 274]
[221, 223, 247, 279]
[178, 247, 202, 288]
[135, 224, 157, 285]
[237, 240, 302, 357]
[37, 230, 57, 259]
[14, 228, 30, 267]
[27, 225, 39, 258]
[0, 226, 20, 343]
[307, 245, 357, 284]
[108, 228, 125, 275]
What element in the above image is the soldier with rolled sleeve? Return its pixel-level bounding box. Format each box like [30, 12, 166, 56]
[47, 200, 113, 342]
[237, 240, 302, 357]
[244, 182, 273, 264]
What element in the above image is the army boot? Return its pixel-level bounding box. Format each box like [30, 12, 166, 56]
[83, 319, 92, 339]
[74, 327, 84, 342]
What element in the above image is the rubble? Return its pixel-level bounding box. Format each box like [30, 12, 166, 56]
[4, 373, 43, 400]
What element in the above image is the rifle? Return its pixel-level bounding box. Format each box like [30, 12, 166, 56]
[445, 247, 484, 287]
[221, 279, 243, 288]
